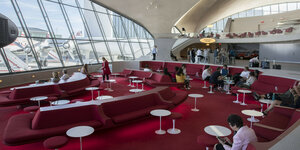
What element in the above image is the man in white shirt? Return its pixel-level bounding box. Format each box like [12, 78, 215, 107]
[202, 66, 212, 80]
[240, 66, 250, 79]
[60, 69, 70, 81]
[203, 49, 209, 63]
[196, 49, 203, 63]
[152, 45, 157, 60]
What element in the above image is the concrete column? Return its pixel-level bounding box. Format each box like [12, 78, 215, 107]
[154, 38, 177, 61]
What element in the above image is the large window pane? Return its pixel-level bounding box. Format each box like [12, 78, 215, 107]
[2, 37, 39, 72]
[271, 4, 279, 14]
[279, 3, 287, 13]
[43, 1, 70, 38]
[239, 11, 246, 18]
[0, 49, 9, 74]
[288, 3, 297, 11]
[108, 42, 122, 61]
[119, 41, 133, 60]
[64, 5, 85, 38]
[263, 6, 271, 15]
[57, 39, 82, 66]
[246, 9, 254, 17]
[18, 0, 49, 38]
[94, 41, 111, 62]
[0, 1, 21, 35]
[77, 40, 97, 64]
[254, 7, 263, 16]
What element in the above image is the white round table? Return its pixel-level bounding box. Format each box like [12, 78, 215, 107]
[188, 94, 204, 112]
[66, 126, 94, 150]
[128, 76, 138, 87]
[30, 96, 48, 107]
[104, 79, 116, 92]
[259, 99, 273, 109]
[132, 80, 143, 90]
[237, 89, 252, 106]
[242, 110, 264, 128]
[150, 109, 171, 135]
[85, 87, 99, 100]
[96, 95, 113, 100]
[204, 125, 232, 137]
[93, 75, 102, 78]
[129, 89, 143, 93]
[224, 80, 234, 94]
[51, 100, 70, 106]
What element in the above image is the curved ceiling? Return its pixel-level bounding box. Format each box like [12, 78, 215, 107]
[93, 0, 300, 38]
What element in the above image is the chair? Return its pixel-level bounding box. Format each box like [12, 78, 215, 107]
[43, 136, 68, 150]
[167, 112, 182, 134]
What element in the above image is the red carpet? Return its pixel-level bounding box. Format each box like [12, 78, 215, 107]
[0, 77, 264, 150]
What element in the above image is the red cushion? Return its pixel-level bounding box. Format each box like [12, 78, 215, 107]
[197, 135, 218, 146]
[31, 105, 104, 130]
[43, 136, 68, 149]
[24, 106, 39, 112]
[260, 112, 290, 129]
[158, 88, 176, 100]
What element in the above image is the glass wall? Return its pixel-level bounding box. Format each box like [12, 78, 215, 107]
[200, 2, 300, 34]
[0, 0, 154, 74]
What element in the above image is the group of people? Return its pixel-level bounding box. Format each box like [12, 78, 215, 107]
[161, 64, 191, 89]
[187, 48, 209, 63]
[201, 65, 259, 92]
[214, 48, 236, 65]
[49, 57, 112, 83]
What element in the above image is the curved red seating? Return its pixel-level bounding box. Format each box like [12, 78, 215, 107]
[3, 86, 187, 146]
[197, 135, 218, 149]
[58, 77, 100, 96]
[43, 136, 68, 149]
[157, 87, 188, 105]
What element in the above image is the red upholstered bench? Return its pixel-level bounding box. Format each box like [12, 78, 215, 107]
[253, 106, 300, 141]
[101, 93, 172, 124]
[145, 72, 184, 87]
[43, 136, 68, 150]
[24, 106, 39, 113]
[157, 87, 188, 106]
[117, 69, 133, 77]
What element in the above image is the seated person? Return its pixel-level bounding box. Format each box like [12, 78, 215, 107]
[164, 68, 175, 82]
[50, 72, 60, 83]
[176, 68, 190, 89]
[143, 64, 152, 72]
[214, 114, 257, 150]
[60, 69, 70, 81]
[233, 66, 250, 85]
[254, 82, 300, 115]
[172, 67, 180, 82]
[209, 67, 224, 89]
[202, 66, 212, 81]
[220, 64, 229, 77]
[237, 72, 256, 89]
[181, 64, 187, 75]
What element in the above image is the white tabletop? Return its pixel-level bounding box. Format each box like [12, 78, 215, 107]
[204, 125, 232, 137]
[188, 94, 204, 98]
[237, 89, 252, 93]
[51, 100, 70, 106]
[93, 75, 102, 78]
[225, 80, 234, 84]
[30, 96, 48, 101]
[242, 110, 264, 117]
[85, 87, 99, 91]
[128, 76, 138, 79]
[66, 126, 94, 138]
[96, 95, 113, 100]
[111, 73, 120, 75]
[187, 78, 193, 81]
[129, 89, 143, 93]
[106, 79, 116, 83]
[259, 99, 273, 104]
[132, 80, 143, 83]
[150, 109, 171, 117]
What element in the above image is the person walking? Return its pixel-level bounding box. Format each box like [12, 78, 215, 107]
[101, 57, 111, 81]
[152, 45, 158, 60]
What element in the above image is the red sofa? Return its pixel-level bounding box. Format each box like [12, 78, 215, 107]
[100, 92, 172, 124]
[117, 69, 133, 77]
[253, 106, 300, 141]
[145, 72, 184, 87]
[58, 76, 100, 96]
[164, 62, 182, 73]
[3, 105, 107, 146]
[186, 64, 204, 79]
[156, 86, 188, 105]
[140, 61, 164, 71]
[130, 70, 153, 80]
[0, 84, 62, 107]
[3, 86, 186, 146]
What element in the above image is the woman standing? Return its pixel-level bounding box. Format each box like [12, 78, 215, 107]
[101, 57, 111, 81]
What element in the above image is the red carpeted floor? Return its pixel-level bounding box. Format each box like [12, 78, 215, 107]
[0, 77, 264, 150]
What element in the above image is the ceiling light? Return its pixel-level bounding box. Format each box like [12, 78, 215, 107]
[200, 38, 216, 44]
[207, 25, 213, 28]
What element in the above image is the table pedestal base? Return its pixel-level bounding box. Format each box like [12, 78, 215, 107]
[233, 100, 240, 103]
[167, 128, 181, 134]
[155, 129, 166, 135]
[191, 108, 199, 112]
[247, 117, 259, 123]
[240, 102, 247, 106]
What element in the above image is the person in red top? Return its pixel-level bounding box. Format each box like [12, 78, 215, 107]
[101, 57, 111, 81]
